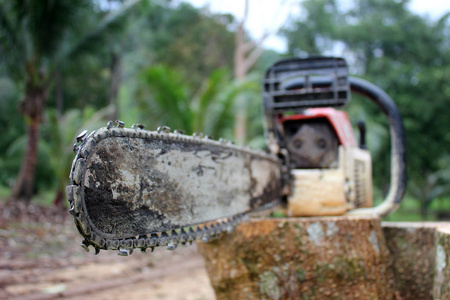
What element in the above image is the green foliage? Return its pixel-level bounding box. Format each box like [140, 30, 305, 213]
[139, 65, 259, 140]
[43, 106, 115, 199]
[0, 77, 25, 187]
[0, 0, 93, 84]
[141, 2, 236, 89]
[0, 0, 143, 201]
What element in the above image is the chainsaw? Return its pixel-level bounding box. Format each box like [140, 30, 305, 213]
[67, 56, 406, 255]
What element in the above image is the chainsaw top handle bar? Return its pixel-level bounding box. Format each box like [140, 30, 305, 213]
[347, 77, 407, 217]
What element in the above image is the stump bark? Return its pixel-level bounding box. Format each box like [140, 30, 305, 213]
[434, 227, 450, 299]
[197, 216, 394, 300]
[383, 222, 442, 300]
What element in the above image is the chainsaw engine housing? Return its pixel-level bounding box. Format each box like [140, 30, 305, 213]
[281, 108, 372, 216]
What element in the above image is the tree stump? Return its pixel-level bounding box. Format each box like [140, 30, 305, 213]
[197, 216, 394, 300]
[383, 222, 442, 300]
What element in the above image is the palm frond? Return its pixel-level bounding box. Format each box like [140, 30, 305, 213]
[27, 0, 92, 60]
[57, 0, 142, 65]
[194, 68, 228, 132]
[0, 1, 26, 80]
[0, 2, 18, 50]
[141, 65, 193, 132]
[211, 80, 258, 139]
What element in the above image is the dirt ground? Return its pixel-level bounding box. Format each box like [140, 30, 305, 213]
[0, 202, 216, 300]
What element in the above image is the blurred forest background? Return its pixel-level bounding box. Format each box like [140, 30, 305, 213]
[0, 0, 449, 221]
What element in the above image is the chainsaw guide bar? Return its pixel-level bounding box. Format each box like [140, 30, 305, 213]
[67, 122, 283, 255]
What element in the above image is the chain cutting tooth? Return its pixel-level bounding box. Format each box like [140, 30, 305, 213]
[91, 233, 105, 248]
[158, 232, 169, 246]
[115, 120, 125, 128]
[174, 129, 185, 135]
[94, 248, 100, 255]
[187, 228, 196, 244]
[132, 123, 145, 130]
[68, 207, 76, 216]
[179, 229, 188, 245]
[81, 239, 90, 252]
[76, 130, 88, 143]
[107, 121, 114, 129]
[157, 126, 171, 134]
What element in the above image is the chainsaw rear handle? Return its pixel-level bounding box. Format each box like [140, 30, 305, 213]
[347, 77, 407, 217]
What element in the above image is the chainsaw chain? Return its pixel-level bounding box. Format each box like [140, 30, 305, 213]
[67, 120, 278, 256]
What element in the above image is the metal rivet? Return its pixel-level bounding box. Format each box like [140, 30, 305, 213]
[76, 130, 88, 142]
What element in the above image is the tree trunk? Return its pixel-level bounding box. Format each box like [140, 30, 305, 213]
[233, 0, 267, 144]
[53, 189, 64, 207]
[108, 51, 121, 121]
[55, 67, 64, 119]
[198, 216, 395, 300]
[233, 22, 247, 145]
[10, 85, 46, 202]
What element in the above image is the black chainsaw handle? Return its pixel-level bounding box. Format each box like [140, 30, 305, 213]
[347, 77, 407, 217]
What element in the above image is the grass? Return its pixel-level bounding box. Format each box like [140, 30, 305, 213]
[33, 189, 57, 206]
[382, 195, 450, 222]
[0, 185, 10, 201]
[0, 184, 60, 207]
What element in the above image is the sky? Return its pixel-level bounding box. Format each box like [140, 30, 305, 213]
[187, 0, 450, 52]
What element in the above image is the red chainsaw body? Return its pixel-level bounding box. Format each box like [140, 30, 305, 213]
[279, 108, 357, 148]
